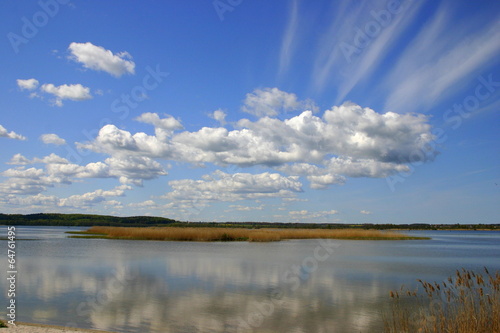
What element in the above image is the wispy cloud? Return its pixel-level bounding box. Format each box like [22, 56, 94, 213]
[278, 0, 300, 77]
[383, 12, 500, 113]
[311, 0, 361, 93]
[386, 22, 500, 112]
[332, 0, 424, 104]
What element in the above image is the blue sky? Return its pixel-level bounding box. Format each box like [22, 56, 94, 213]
[0, 0, 498, 224]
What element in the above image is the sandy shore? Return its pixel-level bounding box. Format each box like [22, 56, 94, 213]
[2, 323, 115, 333]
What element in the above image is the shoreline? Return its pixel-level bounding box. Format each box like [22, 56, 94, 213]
[2, 323, 115, 333]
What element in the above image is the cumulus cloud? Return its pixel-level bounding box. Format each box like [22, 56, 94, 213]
[0, 153, 167, 196]
[68, 42, 135, 77]
[163, 170, 302, 205]
[59, 185, 131, 208]
[227, 204, 264, 211]
[105, 155, 168, 186]
[4, 186, 130, 209]
[8, 154, 31, 165]
[40, 83, 92, 106]
[40, 134, 66, 145]
[242, 87, 317, 117]
[0, 125, 26, 141]
[17, 78, 39, 90]
[360, 210, 372, 215]
[78, 124, 173, 158]
[0, 167, 49, 195]
[4, 193, 60, 207]
[129, 200, 157, 208]
[278, 157, 409, 189]
[78, 100, 436, 189]
[135, 113, 183, 132]
[1, 91, 438, 213]
[210, 109, 227, 125]
[288, 209, 339, 222]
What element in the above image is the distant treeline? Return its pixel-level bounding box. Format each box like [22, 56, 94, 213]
[0, 213, 498, 230]
[0, 213, 177, 227]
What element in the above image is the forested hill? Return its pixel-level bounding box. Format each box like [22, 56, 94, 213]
[0, 213, 178, 227]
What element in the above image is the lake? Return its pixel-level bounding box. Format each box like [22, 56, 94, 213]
[1, 226, 499, 332]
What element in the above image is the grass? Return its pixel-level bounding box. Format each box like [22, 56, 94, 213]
[68, 226, 428, 242]
[0, 319, 7, 328]
[384, 267, 500, 333]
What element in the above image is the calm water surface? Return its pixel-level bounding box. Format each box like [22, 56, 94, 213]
[1, 227, 499, 332]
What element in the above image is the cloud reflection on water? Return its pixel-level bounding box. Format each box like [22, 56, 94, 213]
[3, 237, 389, 332]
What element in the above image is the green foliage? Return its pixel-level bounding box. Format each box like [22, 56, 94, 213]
[0, 213, 177, 227]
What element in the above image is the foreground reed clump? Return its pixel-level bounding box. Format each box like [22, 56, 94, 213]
[71, 226, 424, 242]
[384, 267, 500, 333]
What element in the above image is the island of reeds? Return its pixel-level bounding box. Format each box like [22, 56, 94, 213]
[67, 226, 428, 242]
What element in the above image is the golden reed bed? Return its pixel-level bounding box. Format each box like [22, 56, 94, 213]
[73, 226, 425, 242]
[384, 268, 500, 333]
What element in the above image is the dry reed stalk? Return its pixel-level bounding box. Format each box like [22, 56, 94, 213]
[84, 226, 414, 242]
[384, 267, 500, 333]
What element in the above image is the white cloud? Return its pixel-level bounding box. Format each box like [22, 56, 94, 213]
[0, 152, 167, 196]
[8, 153, 70, 166]
[383, 12, 500, 113]
[78, 100, 435, 189]
[333, 1, 424, 104]
[0, 167, 48, 195]
[135, 113, 183, 132]
[5, 193, 60, 207]
[310, 0, 424, 99]
[34, 153, 70, 165]
[289, 209, 339, 222]
[78, 124, 173, 158]
[4, 185, 131, 209]
[17, 78, 39, 90]
[40, 83, 92, 106]
[129, 200, 157, 208]
[227, 204, 264, 211]
[360, 210, 372, 215]
[40, 134, 66, 145]
[210, 109, 227, 125]
[279, 0, 300, 76]
[105, 155, 168, 186]
[8, 154, 31, 165]
[0, 125, 26, 141]
[163, 170, 303, 205]
[59, 185, 131, 208]
[289, 210, 308, 216]
[68, 42, 135, 77]
[241, 87, 317, 117]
